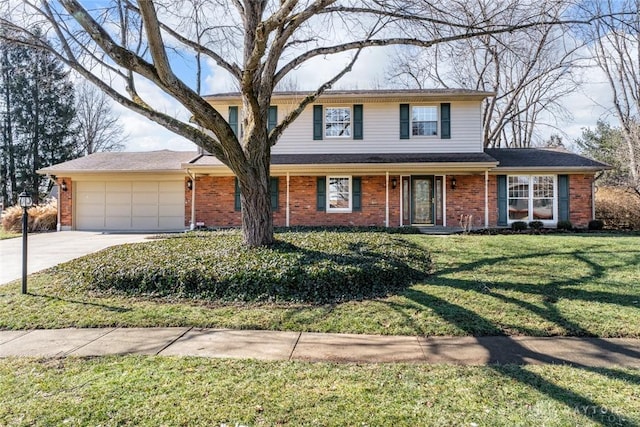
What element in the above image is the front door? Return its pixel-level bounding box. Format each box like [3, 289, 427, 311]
[411, 176, 434, 224]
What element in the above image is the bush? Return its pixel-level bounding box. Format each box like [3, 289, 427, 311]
[588, 219, 604, 231]
[596, 187, 640, 230]
[1, 199, 57, 233]
[511, 221, 528, 231]
[556, 220, 573, 231]
[54, 231, 432, 304]
[528, 220, 544, 230]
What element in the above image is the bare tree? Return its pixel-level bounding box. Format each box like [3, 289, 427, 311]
[0, 0, 609, 245]
[586, 0, 640, 195]
[387, 0, 582, 148]
[75, 81, 126, 155]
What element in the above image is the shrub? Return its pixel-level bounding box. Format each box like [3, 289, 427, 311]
[511, 221, 527, 231]
[588, 219, 604, 231]
[556, 220, 573, 231]
[596, 187, 640, 230]
[1, 199, 57, 233]
[528, 220, 544, 230]
[54, 231, 432, 304]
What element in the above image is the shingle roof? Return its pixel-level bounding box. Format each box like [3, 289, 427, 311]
[205, 88, 495, 101]
[187, 152, 498, 167]
[485, 148, 610, 170]
[38, 150, 199, 174]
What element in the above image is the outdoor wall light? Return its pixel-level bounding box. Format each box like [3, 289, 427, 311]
[451, 177, 457, 190]
[186, 179, 193, 190]
[60, 180, 68, 192]
[391, 178, 398, 189]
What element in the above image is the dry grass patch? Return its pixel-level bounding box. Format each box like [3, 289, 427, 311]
[1, 199, 57, 233]
[596, 187, 640, 230]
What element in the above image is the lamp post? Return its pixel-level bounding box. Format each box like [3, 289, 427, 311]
[18, 190, 32, 294]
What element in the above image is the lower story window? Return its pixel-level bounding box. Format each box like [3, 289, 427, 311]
[508, 175, 555, 222]
[328, 176, 351, 212]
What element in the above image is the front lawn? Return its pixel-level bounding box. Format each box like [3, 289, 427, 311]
[0, 229, 20, 240]
[0, 233, 638, 337]
[0, 357, 637, 426]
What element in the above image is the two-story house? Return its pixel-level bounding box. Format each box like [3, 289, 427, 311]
[39, 89, 608, 231]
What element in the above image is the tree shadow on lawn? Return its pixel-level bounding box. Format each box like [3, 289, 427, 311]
[396, 290, 640, 426]
[27, 292, 131, 313]
[386, 247, 640, 426]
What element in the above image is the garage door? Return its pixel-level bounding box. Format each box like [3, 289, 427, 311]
[75, 181, 185, 231]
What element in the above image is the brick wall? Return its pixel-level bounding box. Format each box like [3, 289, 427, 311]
[446, 174, 490, 228]
[188, 175, 401, 228]
[57, 177, 72, 229]
[569, 174, 594, 227]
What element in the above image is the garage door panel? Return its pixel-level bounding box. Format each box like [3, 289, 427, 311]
[76, 180, 184, 231]
[132, 217, 159, 229]
[132, 204, 158, 216]
[106, 182, 132, 192]
[106, 204, 131, 216]
[159, 216, 184, 229]
[133, 182, 158, 192]
[133, 192, 158, 204]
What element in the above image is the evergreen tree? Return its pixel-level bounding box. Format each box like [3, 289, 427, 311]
[0, 29, 77, 205]
[575, 120, 629, 187]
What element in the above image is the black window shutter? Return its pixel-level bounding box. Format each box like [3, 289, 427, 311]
[440, 103, 451, 139]
[497, 175, 507, 226]
[234, 177, 241, 211]
[353, 104, 363, 140]
[558, 175, 570, 221]
[268, 106, 277, 133]
[399, 104, 410, 139]
[270, 177, 279, 211]
[313, 105, 323, 140]
[352, 177, 362, 211]
[317, 177, 326, 211]
[229, 106, 239, 136]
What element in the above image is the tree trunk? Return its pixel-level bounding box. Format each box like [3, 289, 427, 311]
[238, 168, 273, 247]
[236, 130, 273, 247]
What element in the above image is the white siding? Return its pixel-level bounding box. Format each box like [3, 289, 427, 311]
[268, 100, 484, 154]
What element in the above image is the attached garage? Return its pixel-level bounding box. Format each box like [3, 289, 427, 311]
[75, 180, 185, 231]
[37, 150, 197, 232]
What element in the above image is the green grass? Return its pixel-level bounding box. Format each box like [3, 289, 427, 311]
[0, 357, 637, 426]
[0, 229, 19, 240]
[0, 234, 638, 337]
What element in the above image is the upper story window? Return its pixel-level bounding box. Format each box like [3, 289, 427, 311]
[313, 105, 362, 140]
[400, 103, 450, 140]
[412, 106, 438, 136]
[325, 107, 351, 138]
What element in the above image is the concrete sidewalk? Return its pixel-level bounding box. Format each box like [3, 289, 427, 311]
[1, 327, 639, 367]
[0, 232, 153, 285]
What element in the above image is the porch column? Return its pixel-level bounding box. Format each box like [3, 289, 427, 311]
[484, 170, 489, 227]
[443, 175, 447, 227]
[286, 172, 290, 227]
[187, 170, 196, 231]
[385, 172, 390, 227]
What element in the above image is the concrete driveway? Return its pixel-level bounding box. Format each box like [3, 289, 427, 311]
[0, 231, 154, 285]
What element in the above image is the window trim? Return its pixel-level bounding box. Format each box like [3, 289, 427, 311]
[324, 106, 352, 139]
[411, 105, 439, 138]
[507, 175, 557, 224]
[326, 175, 352, 212]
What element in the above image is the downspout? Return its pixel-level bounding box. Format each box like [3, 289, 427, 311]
[286, 172, 290, 227]
[385, 172, 389, 227]
[485, 170, 489, 227]
[186, 169, 196, 231]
